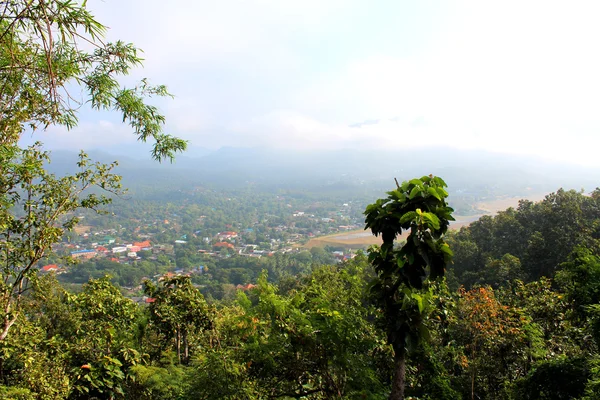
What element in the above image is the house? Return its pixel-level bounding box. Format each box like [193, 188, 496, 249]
[134, 240, 151, 249]
[71, 249, 97, 259]
[102, 236, 116, 245]
[236, 283, 256, 291]
[217, 231, 238, 240]
[213, 242, 234, 249]
[41, 264, 59, 273]
[159, 272, 176, 281]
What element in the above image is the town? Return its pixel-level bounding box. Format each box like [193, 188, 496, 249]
[40, 188, 369, 300]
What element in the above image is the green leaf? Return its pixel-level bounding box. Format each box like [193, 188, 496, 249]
[422, 212, 440, 230]
[427, 186, 441, 200]
[409, 186, 422, 199]
[412, 293, 424, 312]
[399, 211, 418, 224]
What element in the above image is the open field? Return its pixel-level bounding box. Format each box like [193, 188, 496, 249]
[472, 193, 547, 214]
[303, 230, 383, 249]
[74, 225, 93, 235]
[303, 193, 549, 249]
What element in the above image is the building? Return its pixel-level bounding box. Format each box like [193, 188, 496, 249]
[71, 250, 97, 260]
[213, 242, 234, 249]
[41, 264, 60, 272]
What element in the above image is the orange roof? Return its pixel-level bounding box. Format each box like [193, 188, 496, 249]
[134, 240, 151, 248]
[214, 242, 234, 248]
[236, 283, 257, 291]
[42, 264, 59, 272]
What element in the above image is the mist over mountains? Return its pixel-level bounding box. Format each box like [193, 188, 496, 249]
[47, 146, 599, 199]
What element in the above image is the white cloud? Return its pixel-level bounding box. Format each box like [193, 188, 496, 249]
[21, 120, 136, 150]
[40, 0, 600, 166]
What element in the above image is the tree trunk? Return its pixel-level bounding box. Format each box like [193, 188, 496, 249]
[471, 345, 476, 400]
[183, 330, 189, 364]
[389, 349, 406, 400]
[176, 328, 181, 364]
[471, 367, 476, 400]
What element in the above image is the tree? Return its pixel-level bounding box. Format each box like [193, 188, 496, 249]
[192, 265, 387, 399]
[454, 286, 528, 400]
[144, 276, 213, 364]
[364, 176, 454, 400]
[556, 246, 600, 320]
[0, 147, 121, 340]
[0, 0, 186, 341]
[0, 0, 186, 159]
[69, 277, 142, 399]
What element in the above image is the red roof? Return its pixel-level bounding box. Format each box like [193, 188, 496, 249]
[42, 264, 59, 272]
[96, 246, 108, 252]
[145, 298, 156, 303]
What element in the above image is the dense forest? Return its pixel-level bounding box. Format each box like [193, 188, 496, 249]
[0, 186, 598, 399]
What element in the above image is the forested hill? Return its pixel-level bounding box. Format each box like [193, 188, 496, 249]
[449, 188, 600, 287]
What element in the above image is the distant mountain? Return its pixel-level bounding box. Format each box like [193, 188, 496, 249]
[45, 146, 600, 199]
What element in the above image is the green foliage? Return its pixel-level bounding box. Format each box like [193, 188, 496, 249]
[449, 189, 600, 287]
[0, 0, 186, 160]
[186, 348, 259, 399]
[0, 386, 34, 400]
[514, 356, 591, 400]
[556, 246, 600, 319]
[189, 264, 388, 399]
[144, 276, 213, 364]
[128, 353, 188, 400]
[365, 176, 453, 289]
[69, 277, 142, 399]
[0, 140, 597, 400]
[0, 145, 122, 340]
[582, 356, 600, 400]
[0, 0, 185, 344]
[364, 175, 454, 399]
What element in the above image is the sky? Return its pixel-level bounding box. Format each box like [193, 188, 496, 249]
[29, 0, 600, 166]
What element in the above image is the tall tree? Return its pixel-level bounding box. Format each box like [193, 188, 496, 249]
[144, 276, 213, 364]
[364, 176, 454, 400]
[0, 147, 120, 340]
[0, 0, 186, 341]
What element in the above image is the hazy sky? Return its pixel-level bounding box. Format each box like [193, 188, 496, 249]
[29, 0, 600, 165]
